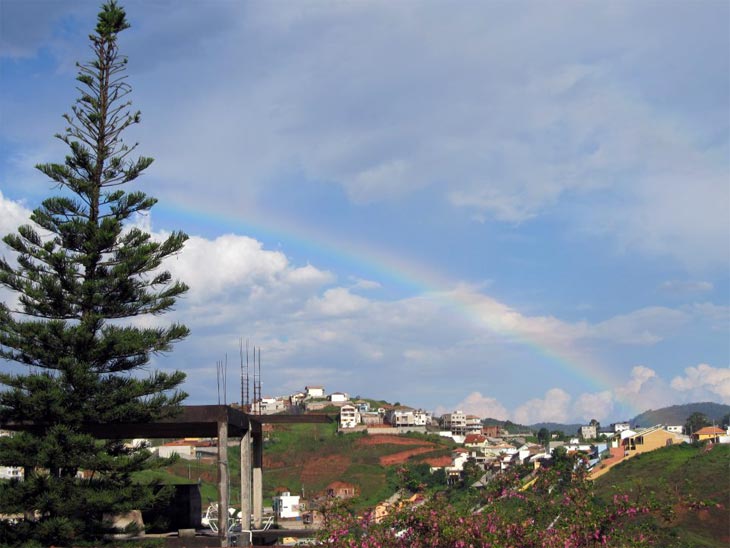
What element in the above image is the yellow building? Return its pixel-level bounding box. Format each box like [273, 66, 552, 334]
[622, 426, 684, 455]
[691, 426, 725, 443]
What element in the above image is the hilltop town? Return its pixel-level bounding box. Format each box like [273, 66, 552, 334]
[64, 384, 724, 524]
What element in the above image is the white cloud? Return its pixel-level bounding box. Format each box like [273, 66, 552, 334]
[0, 1, 88, 58]
[513, 388, 572, 425]
[163, 233, 332, 306]
[686, 302, 730, 332]
[450, 392, 509, 421]
[306, 287, 369, 317]
[670, 364, 730, 403]
[573, 391, 614, 423]
[660, 280, 714, 294]
[285, 264, 336, 287]
[617, 365, 658, 397]
[0, 188, 726, 421]
[2, 2, 728, 271]
[0, 191, 32, 236]
[348, 277, 382, 290]
[613, 365, 677, 413]
[589, 307, 688, 345]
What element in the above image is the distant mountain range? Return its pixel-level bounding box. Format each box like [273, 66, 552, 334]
[483, 402, 730, 434]
[630, 401, 730, 428]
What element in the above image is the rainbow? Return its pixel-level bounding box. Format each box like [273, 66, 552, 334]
[156, 199, 640, 417]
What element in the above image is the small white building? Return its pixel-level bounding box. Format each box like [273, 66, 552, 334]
[157, 442, 196, 460]
[447, 451, 470, 474]
[305, 386, 325, 399]
[0, 465, 22, 481]
[273, 491, 301, 519]
[329, 392, 349, 403]
[340, 404, 361, 428]
[465, 415, 483, 434]
[252, 397, 286, 415]
[413, 409, 432, 426]
[387, 408, 416, 427]
[290, 391, 306, 405]
[612, 422, 631, 433]
[665, 425, 684, 435]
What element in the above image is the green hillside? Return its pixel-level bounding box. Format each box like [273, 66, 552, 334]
[631, 402, 730, 428]
[594, 443, 729, 547]
[137, 423, 456, 513]
[262, 423, 455, 509]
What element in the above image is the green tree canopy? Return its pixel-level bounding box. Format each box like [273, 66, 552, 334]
[685, 412, 711, 436]
[0, 2, 189, 545]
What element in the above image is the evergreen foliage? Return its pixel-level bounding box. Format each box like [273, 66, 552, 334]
[0, 2, 189, 544]
[684, 412, 711, 436]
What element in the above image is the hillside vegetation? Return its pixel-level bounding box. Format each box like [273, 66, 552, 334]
[631, 402, 730, 428]
[262, 422, 455, 509]
[594, 443, 729, 547]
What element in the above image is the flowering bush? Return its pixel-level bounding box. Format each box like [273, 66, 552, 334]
[316, 455, 669, 547]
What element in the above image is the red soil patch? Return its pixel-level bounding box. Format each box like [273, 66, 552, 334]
[422, 456, 452, 467]
[300, 454, 350, 486]
[380, 447, 441, 466]
[356, 435, 437, 448]
[263, 456, 286, 468]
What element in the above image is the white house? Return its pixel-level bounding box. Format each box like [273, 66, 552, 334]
[157, 441, 196, 460]
[610, 429, 637, 449]
[612, 422, 631, 433]
[329, 392, 349, 403]
[483, 443, 517, 458]
[388, 407, 428, 427]
[665, 425, 684, 435]
[446, 450, 470, 474]
[465, 415, 483, 434]
[0, 464, 22, 481]
[340, 404, 361, 428]
[305, 386, 325, 399]
[413, 409, 432, 426]
[251, 397, 286, 415]
[273, 491, 301, 519]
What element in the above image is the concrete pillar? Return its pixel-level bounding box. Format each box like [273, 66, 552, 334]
[240, 429, 251, 540]
[252, 430, 263, 528]
[218, 419, 229, 547]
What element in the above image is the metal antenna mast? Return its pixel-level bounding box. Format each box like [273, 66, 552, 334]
[252, 345, 258, 415]
[240, 338, 250, 410]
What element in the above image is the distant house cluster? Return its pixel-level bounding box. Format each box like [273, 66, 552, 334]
[336, 402, 433, 433]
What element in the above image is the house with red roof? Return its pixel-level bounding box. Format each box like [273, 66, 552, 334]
[691, 426, 725, 443]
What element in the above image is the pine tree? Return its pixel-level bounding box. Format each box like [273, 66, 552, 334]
[0, 2, 189, 544]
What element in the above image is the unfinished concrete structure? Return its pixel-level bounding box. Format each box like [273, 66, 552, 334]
[3, 405, 333, 546]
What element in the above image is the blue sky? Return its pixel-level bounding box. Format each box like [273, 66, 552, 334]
[1, 0, 728, 424]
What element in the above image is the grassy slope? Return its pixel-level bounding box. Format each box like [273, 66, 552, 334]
[135, 428, 727, 546]
[263, 423, 454, 509]
[135, 424, 454, 512]
[594, 443, 729, 547]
